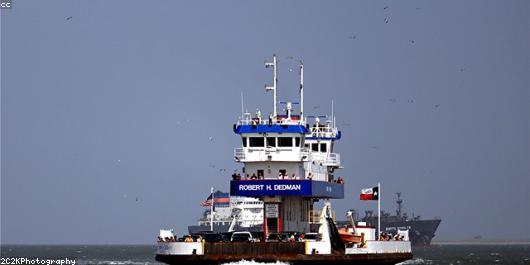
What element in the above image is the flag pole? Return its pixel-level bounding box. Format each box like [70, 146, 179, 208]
[210, 186, 214, 232]
[378, 182, 381, 240]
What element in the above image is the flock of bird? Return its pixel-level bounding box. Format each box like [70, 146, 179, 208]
[86, 4, 447, 200]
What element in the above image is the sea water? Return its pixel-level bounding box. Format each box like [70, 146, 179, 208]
[1, 244, 529, 265]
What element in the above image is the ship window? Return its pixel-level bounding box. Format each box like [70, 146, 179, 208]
[278, 137, 293, 147]
[266, 137, 276, 147]
[311, 143, 319, 152]
[320, 143, 327, 152]
[249, 137, 264, 147]
[242, 137, 247, 147]
[295, 137, 301, 147]
[304, 144, 310, 149]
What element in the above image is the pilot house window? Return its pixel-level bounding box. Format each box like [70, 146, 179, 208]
[311, 143, 319, 152]
[295, 137, 301, 147]
[266, 137, 276, 147]
[242, 137, 247, 147]
[249, 137, 265, 147]
[320, 143, 327, 152]
[278, 137, 293, 147]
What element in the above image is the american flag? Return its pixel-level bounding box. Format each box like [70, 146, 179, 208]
[200, 198, 213, 207]
[200, 190, 230, 207]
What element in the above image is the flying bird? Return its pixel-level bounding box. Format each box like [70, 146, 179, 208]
[384, 16, 391, 24]
[409, 39, 415, 44]
[66, 16, 73, 20]
[383, 6, 389, 10]
[434, 104, 440, 108]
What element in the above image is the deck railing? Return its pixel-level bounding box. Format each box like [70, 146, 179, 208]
[307, 126, 338, 138]
[234, 148, 309, 162]
[325, 153, 340, 166]
[234, 147, 340, 166]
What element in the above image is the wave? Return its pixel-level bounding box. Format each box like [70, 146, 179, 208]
[397, 258, 433, 265]
[222, 260, 290, 265]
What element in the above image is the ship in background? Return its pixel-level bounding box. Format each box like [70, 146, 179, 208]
[188, 191, 263, 234]
[190, 191, 441, 246]
[339, 192, 441, 247]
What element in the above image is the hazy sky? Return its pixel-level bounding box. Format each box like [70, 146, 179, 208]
[2, 1, 529, 244]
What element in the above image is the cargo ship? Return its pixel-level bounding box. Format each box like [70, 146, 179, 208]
[155, 55, 413, 264]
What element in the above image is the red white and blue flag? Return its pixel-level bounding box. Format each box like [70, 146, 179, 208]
[360, 186, 379, 200]
[200, 191, 230, 207]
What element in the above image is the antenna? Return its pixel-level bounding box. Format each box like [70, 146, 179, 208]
[299, 62, 304, 121]
[331, 99, 334, 127]
[240, 91, 244, 118]
[396, 192, 403, 217]
[265, 54, 278, 117]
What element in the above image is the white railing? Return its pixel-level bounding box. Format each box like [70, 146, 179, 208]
[237, 113, 304, 126]
[325, 153, 340, 166]
[307, 152, 341, 167]
[235, 147, 340, 167]
[234, 148, 245, 160]
[307, 125, 338, 138]
[234, 148, 309, 162]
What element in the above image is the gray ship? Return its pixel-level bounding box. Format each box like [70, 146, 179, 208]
[338, 192, 441, 247]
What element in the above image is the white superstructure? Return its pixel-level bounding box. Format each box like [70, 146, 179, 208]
[196, 196, 263, 228]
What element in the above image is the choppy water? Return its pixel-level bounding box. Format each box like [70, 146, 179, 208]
[403, 244, 530, 265]
[1, 244, 529, 265]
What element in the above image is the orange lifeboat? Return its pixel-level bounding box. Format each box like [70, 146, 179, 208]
[338, 227, 363, 244]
